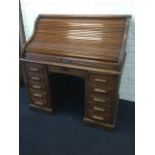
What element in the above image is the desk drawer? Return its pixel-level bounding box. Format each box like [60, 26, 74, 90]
[29, 88, 47, 98]
[30, 97, 48, 106]
[28, 80, 46, 90]
[27, 72, 45, 82]
[88, 102, 112, 113]
[48, 65, 86, 77]
[89, 74, 116, 88]
[87, 110, 112, 123]
[89, 86, 114, 97]
[89, 94, 112, 106]
[25, 62, 44, 73]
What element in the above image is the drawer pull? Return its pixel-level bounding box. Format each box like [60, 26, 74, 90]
[94, 97, 106, 103]
[94, 78, 107, 83]
[94, 88, 107, 93]
[33, 93, 43, 98]
[92, 115, 104, 121]
[29, 67, 39, 72]
[30, 76, 41, 81]
[93, 106, 105, 112]
[32, 85, 41, 89]
[34, 101, 43, 105]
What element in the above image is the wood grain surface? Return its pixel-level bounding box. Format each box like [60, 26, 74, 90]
[25, 16, 129, 64]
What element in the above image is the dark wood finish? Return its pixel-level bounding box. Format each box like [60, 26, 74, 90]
[20, 14, 131, 129]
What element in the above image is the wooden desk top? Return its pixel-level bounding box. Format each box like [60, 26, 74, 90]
[23, 15, 130, 71]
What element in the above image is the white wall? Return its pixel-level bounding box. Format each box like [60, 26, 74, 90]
[20, 0, 135, 101]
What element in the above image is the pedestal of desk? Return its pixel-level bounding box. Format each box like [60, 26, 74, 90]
[23, 61, 120, 129]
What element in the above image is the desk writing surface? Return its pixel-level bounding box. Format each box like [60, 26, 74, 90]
[25, 16, 129, 63]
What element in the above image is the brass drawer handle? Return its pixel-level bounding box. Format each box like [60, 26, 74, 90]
[30, 76, 41, 81]
[94, 78, 107, 83]
[32, 85, 41, 89]
[94, 88, 107, 93]
[92, 115, 104, 121]
[29, 67, 39, 72]
[34, 101, 43, 105]
[94, 97, 106, 103]
[33, 93, 43, 98]
[93, 106, 105, 112]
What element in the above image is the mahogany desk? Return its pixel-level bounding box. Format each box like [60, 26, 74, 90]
[21, 15, 131, 128]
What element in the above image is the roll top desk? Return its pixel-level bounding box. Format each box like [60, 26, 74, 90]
[20, 15, 131, 129]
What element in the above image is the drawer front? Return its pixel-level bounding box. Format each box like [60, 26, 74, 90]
[88, 102, 112, 113]
[89, 86, 114, 97]
[27, 72, 45, 82]
[25, 62, 44, 73]
[28, 80, 46, 90]
[30, 97, 48, 106]
[29, 88, 47, 99]
[89, 74, 115, 88]
[87, 110, 113, 123]
[48, 65, 86, 77]
[89, 94, 112, 106]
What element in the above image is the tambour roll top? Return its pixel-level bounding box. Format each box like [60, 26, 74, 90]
[23, 15, 130, 72]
